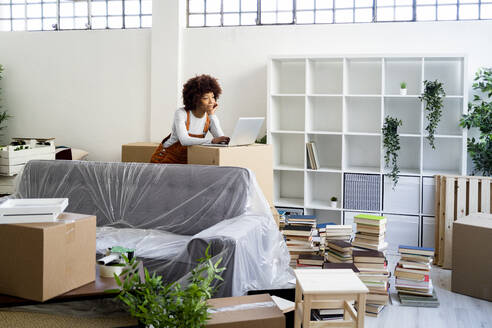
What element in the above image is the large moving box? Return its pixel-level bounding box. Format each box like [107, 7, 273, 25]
[0, 213, 96, 301]
[452, 213, 492, 301]
[121, 142, 160, 163]
[206, 294, 285, 328]
[188, 144, 273, 205]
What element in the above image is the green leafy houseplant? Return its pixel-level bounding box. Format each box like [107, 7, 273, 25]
[383, 116, 403, 188]
[460, 68, 492, 176]
[420, 80, 446, 149]
[112, 246, 225, 328]
[0, 64, 11, 141]
[400, 82, 407, 89]
[330, 196, 337, 202]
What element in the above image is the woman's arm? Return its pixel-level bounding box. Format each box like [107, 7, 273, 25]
[174, 110, 212, 146]
[209, 114, 225, 137]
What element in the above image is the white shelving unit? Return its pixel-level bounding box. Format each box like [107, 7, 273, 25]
[268, 55, 467, 253]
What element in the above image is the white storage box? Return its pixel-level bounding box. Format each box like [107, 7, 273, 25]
[0, 198, 69, 224]
[0, 139, 55, 173]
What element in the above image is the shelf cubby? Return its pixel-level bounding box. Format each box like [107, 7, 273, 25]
[344, 135, 381, 172]
[384, 57, 422, 95]
[383, 175, 420, 215]
[306, 171, 342, 209]
[422, 137, 463, 175]
[383, 97, 421, 135]
[424, 97, 463, 136]
[424, 57, 464, 96]
[345, 96, 381, 134]
[422, 216, 436, 249]
[384, 214, 420, 253]
[271, 59, 306, 94]
[346, 58, 382, 95]
[383, 136, 421, 175]
[307, 134, 342, 170]
[270, 95, 305, 131]
[307, 58, 343, 95]
[274, 170, 304, 207]
[271, 133, 305, 169]
[306, 209, 342, 225]
[306, 96, 343, 133]
[422, 177, 435, 216]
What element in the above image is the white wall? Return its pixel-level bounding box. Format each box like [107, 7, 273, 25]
[0, 29, 150, 161]
[180, 21, 492, 137]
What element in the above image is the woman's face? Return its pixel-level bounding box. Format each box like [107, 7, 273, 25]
[198, 92, 216, 111]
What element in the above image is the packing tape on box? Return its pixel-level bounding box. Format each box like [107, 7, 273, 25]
[207, 301, 276, 314]
[98, 264, 127, 278]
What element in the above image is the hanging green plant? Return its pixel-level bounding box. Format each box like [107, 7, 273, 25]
[419, 80, 446, 149]
[459, 67, 492, 176]
[383, 116, 403, 188]
[0, 64, 12, 144]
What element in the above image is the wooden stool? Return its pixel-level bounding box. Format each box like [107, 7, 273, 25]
[294, 269, 369, 328]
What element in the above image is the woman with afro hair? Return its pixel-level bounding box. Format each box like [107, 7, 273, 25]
[150, 74, 230, 164]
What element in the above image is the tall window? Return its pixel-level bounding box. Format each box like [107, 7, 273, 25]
[187, 0, 492, 27]
[0, 0, 152, 31]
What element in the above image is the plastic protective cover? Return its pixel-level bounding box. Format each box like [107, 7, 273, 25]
[5, 160, 293, 297]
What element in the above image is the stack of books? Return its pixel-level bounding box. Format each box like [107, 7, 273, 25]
[352, 214, 388, 251]
[395, 245, 438, 307]
[325, 240, 353, 263]
[353, 250, 390, 317]
[281, 215, 318, 268]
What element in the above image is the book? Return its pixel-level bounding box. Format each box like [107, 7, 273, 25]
[401, 254, 433, 263]
[353, 250, 385, 263]
[327, 240, 352, 253]
[355, 262, 387, 270]
[271, 296, 295, 313]
[322, 262, 360, 272]
[398, 245, 435, 257]
[395, 265, 430, 275]
[394, 270, 430, 281]
[311, 142, 320, 170]
[352, 240, 388, 251]
[354, 214, 387, 226]
[399, 260, 431, 270]
[298, 254, 324, 266]
[398, 290, 439, 308]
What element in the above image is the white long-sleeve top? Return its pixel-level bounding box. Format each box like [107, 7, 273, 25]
[163, 107, 225, 147]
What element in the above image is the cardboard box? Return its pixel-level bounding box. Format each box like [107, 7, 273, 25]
[121, 142, 160, 163]
[452, 213, 492, 301]
[207, 294, 285, 328]
[188, 144, 273, 205]
[0, 213, 96, 301]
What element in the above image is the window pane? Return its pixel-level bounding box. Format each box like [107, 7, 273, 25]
[92, 16, 107, 28]
[223, 13, 239, 25]
[189, 0, 204, 13]
[417, 0, 436, 4]
[278, 1, 293, 10]
[0, 20, 11, 31]
[189, 13, 204, 26]
[44, 4, 57, 17]
[355, 8, 372, 21]
[60, 17, 74, 29]
[223, 0, 239, 12]
[316, 0, 333, 9]
[261, 12, 276, 24]
[141, 15, 151, 27]
[438, 0, 457, 4]
[459, 4, 479, 19]
[378, 0, 394, 6]
[92, 2, 107, 16]
[12, 19, 25, 30]
[60, 3, 74, 17]
[206, 0, 220, 13]
[437, 4, 456, 20]
[42, 17, 56, 30]
[27, 18, 41, 30]
[108, 1, 123, 15]
[261, 0, 276, 11]
[205, 13, 220, 26]
[108, 15, 123, 28]
[297, 10, 314, 23]
[416, 6, 436, 20]
[240, 12, 256, 24]
[356, 0, 373, 7]
[377, 6, 393, 21]
[75, 2, 88, 16]
[277, 11, 293, 23]
[125, 0, 140, 15]
[141, 0, 151, 14]
[335, 0, 353, 9]
[298, 0, 315, 10]
[241, 0, 257, 12]
[75, 17, 88, 29]
[125, 15, 140, 27]
[482, 4, 492, 19]
[335, 8, 353, 22]
[395, 6, 412, 20]
[316, 9, 333, 22]
[396, 0, 412, 4]
[27, 4, 41, 18]
[12, 5, 25, 19]
[0, 5, 11, 19]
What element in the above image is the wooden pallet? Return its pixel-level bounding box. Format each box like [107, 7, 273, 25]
[435, 175, 492, 269]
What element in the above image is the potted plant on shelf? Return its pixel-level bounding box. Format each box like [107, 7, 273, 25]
[330, 196, 338, 208]
[460, 67, 492, 176]
[420, 80, 446, 149]
[400, 82, 407, 95]
[383, 116, 403, 188]
[111, 246, 225, 328]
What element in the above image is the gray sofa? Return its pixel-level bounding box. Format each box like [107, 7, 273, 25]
[12, 160, 292, 297]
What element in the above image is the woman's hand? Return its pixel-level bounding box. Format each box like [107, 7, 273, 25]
[207, 103, 218, 116]
[211, 136, 230, 144]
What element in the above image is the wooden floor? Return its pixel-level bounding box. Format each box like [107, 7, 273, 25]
[365, 254, 492, 328]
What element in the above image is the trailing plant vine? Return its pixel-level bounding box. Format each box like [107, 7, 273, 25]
[0, 64, 11, 143]
[383, 116, 402, 188]
[459, 68, 492, 176]
[420, 80, 446, 149]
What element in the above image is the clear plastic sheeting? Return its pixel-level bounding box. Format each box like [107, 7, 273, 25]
[9, 160, 293, 297]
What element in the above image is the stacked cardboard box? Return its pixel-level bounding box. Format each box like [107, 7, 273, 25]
[353, 250, 390, 317]
[395, 245, 438, 307]
[352, 214, 388, 251]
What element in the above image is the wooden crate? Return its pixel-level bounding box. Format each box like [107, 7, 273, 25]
[435, 175, 492, 269]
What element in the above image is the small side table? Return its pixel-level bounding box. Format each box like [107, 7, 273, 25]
[294, 269, 369, 328]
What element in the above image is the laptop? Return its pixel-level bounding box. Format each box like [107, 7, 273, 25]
[205, 117, 265, 147]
